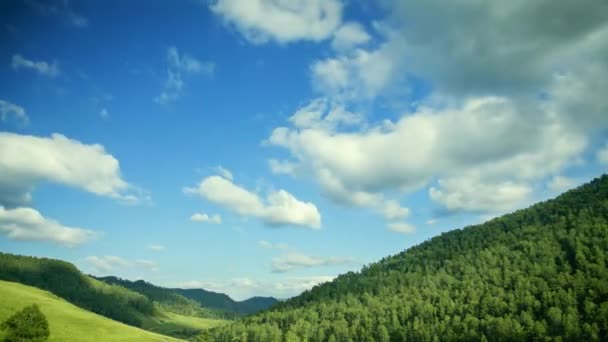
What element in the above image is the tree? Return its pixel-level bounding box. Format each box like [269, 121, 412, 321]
[1, 304, 50, 342]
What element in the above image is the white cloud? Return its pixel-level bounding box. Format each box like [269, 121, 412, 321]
[426, 219, 438, 225]
[268, 159, 296, 176]
[190, 212, 222, 224]
[214, 166, 233, 180]
[267, 88, 593, 214]
[0, 132, 137, 207]
[210, 0, 343, 44]
[331, 22, 371, 51]
[186, 175, 321, 229]
[379, 0, 608, 95]
[100, 108, 109, 119]
[598, 143, 608, 165]
[155, 46, 214, 104]
[547, 176, 580, 193]
[311, 44, 397, 100]
[176, 275, 335, 300]
[382, 200, 409, 220]
[86, 256, 158, 273]
[86, 256, 129, 273]
[387, 222, 416, 234]
[271, 252, 354, 273]
[430, 176, 532, 214]
[0, 99, 28, 124]
[12, 54, 60, 77]
[0, 206, 95, 246]
[147, 244, 166, 252]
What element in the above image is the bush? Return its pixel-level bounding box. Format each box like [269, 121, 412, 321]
[1, 304, 49, 342]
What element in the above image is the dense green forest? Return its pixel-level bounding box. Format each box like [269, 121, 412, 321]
[0, 253, 154, 327]
[173, 288, 278, 316]
[197, 175, 608, 341]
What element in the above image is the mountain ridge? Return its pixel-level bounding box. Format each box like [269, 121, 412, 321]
[197, 174, 608, 341]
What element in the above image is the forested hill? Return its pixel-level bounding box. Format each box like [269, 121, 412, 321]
[197, 175, 608, 341]
[0, 253, 154, 327]
[96, 276, 278, 317]
[172, 288, 279, 316]
[94, 276, 231, 319]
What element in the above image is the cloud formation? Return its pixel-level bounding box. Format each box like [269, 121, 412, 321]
[186, 175, 321, 229]
[210, 0, 342, 44]
[155, 46, 214, 104]
[190, 212, 222, 224]
[0, 206, 95, 246]
[271, 252, 354, 273]
[12, 54, 60, 77]
[86, 255, 158, 273]
[0, 99, 28, 124]
[177, 275, 335, 300]
[0, 132, 137, 207]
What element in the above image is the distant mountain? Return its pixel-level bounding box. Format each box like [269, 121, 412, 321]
[198, 175, 608, 341]
[173, 288, 279, 315]
[94, 276, 227, 319]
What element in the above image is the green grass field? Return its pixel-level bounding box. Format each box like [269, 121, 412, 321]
[142, 312, 227, 338]
[0, 280, 184, 341]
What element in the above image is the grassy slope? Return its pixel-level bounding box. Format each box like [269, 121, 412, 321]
[0, 280, 182, 342]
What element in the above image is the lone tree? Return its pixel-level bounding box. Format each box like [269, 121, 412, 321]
[1, 304, 49, 342]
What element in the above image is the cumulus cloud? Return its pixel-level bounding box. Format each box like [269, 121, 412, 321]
[547, 176, 580, 193]
[430, 176, 532, 214]
[380, 0, 608, 95]
[210, 0, 342, 44]
[0, 99, 28, 124]
[155, 46, 214, 104]
[0, 206, 95, 246]
[331, 22, 371, 51]
[267, 84, 598, 214]
[311, 45, 397, 100]
[0, 132, 137, 207]
[382, 200, 409, 220]
[190, 212, 222, 224]
[271, 252, 354, 273]
[268, 159, 296, 176]
[185, 175, 321, 228]
[176, 275, 335, 300]
[12, 54, 60, 77]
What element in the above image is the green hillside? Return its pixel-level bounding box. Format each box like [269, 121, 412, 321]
[172, 288, 279, 316]
[0, 253, 226, 339]
[95, 276, 229, 319]
[0, 280, 182, 342]
[197, 175, 608, 341]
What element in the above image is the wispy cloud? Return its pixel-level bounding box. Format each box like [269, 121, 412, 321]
[154, 46, 214, 104]
[12, 54, 60, 77]
[0, 99, 28, 124]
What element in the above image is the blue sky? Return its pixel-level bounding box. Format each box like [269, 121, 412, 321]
[0, 0, 607, 300]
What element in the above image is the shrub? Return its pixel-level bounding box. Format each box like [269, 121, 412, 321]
[1, 304, 49, 341]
